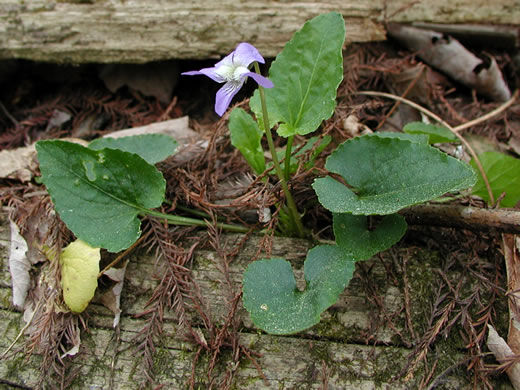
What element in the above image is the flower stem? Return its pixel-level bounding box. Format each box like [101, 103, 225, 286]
[284, 135, 294, 182]
[253, 63, 305, 238]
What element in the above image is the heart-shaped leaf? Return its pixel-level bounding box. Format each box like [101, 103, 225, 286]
[470, 151, 520, 207]
[242, 245, 355, 335]
[250, 12, 345, 137]
[333, 213, 407, 261]
[36, 140, 165, 252]
[313, 134, 476, 215]
[88, 134, 178, 164]
[228, 107, 266, 175]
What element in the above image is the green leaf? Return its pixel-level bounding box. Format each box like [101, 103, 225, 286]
[250, 12, 345, 137]
[374, 131, 429, 144]
[36, 140, 166, 252]
[228, 107, 266, 175]
[403, 122, 458, 144]
[60, 239, 100, 313]
[333, 213, 407, 261]
[470, 151, 520, 207]
[88, 134, 178, 164]
[312, 134, 476, 215]
[242, 245, 355, 335]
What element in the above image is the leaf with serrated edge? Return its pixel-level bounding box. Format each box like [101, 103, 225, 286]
[313, 134, 476, 215]
[242, 245, 355, 335]
[228, 108, 266, 175]
[36, 140, 165, 252]
[89, 134, 178, 164]
[333, 213, 407, 261]
[250, 12, 345, 137]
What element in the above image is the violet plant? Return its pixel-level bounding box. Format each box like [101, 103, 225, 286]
[35, 12, 477, 334]
[183, 41, 306, 236]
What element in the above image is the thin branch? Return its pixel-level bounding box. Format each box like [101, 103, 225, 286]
[98, 232, 148, 277]
[354, 91, 452, 128]
[0, 101, 19, 126]
[453, 89, 519, 133]
[401, 204, 520, 234]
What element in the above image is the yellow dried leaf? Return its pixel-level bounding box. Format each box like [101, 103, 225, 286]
[60, 240, 100, 313]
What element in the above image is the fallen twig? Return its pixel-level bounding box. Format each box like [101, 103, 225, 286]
[401, 204, 520, 234]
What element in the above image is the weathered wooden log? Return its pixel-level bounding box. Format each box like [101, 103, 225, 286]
[0, 209, 507, 389]
[0, 0, 519, 63]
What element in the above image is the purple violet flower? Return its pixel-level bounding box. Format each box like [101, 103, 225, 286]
[182, 42, 274, 116]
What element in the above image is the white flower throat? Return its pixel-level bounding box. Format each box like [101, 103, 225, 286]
[217, 64, 250, 83]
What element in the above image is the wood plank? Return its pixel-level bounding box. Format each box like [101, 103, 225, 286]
[0, 209, 482, 388]
[0, 0, 518, 63]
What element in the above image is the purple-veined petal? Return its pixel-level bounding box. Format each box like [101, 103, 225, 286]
[232, 43, 265, 67]
[243, 72, 274, 88]
[215, 81, 243, 116]
[182, 67, 226, 83]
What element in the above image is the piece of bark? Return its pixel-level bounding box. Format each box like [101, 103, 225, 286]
[1, 1, 519, 64]
[401, 204, 520, 234]
[387, 24, 511, 102]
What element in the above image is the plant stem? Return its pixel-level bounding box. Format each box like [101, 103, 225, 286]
[284, 135, 294, 182]
[142, 209, 250, 233]
[253, 62, 305, 237]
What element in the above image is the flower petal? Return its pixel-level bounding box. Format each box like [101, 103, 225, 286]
[182, 67, 225, 83]
[243, 72, 274, 88]
[213, 50, 236, 70]
[232, 43, 265, 67]
[215, 82, 242, 116]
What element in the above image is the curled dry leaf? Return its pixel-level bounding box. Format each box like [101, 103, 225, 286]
[487, 325, 520, 389]
[0, 144, 38, 182]
[8, 219, 30, 310]
[60, 331, 81, 359]
[387, 24, 511, 102]
[99, 260, 129, 328]
[45, 109, 71, 132]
